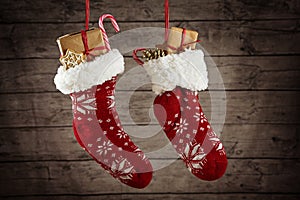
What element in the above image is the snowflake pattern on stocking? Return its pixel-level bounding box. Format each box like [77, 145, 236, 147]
[180, 143, 207, 173]
[117, 129, 127, 139]
[134, 148, 147, 161]
[193, 112, 207, 123]
[107, 95, 115, 109]
[96, 140, 113, 156]
[207, 130, 226, 155]
[71, 90, 97, 116]
[109, 158, 135, 181]
[175, 118, 189, 134]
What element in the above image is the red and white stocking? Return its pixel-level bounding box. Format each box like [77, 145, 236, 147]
[54, 49, 153, 188]
[143, 49, 227, 181]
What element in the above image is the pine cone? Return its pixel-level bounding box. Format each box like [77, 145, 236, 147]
[142, 48, 168, 61]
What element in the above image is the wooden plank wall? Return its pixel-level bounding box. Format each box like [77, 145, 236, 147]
[0, 0, 300, 199]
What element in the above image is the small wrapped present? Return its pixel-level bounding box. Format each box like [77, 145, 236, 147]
[57, 28, 106, 69]
[167, 27, 198, 53]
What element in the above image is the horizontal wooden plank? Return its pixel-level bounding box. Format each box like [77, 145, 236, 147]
[0, 91, 299, 127]
[0, 56, 299, 93]
[0, 124, 299, 162]
[1, 20, 299, 59]
[1, 0, 299, 23]
[1, 194, 299, 200]
[0, 159, 299, 195]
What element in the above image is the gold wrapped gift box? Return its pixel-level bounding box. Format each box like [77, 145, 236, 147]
[167, 27, 198, 53]
[143, 27, 199, 62]
[57, 28, 106, 56]
[57, 28, 106, 69]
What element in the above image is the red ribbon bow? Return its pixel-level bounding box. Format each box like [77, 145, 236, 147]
[80, 0, 106, 60]
[167, 28, 201, 54]
[133, 0, 201, 65]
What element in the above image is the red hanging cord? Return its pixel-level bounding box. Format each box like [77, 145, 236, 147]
[81, 0, 90, 55]
[81, 30, 89, 54]
[85, 0, 90, 30]
[165, 0, 169, 42]
[81, 0, 116, 57]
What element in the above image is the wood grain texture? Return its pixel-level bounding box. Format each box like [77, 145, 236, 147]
[0, 124, 299, 161]
[1, 20, 300, 59]
[1, 194, 300, 200]
[1, 56, 300, 93]
[0, 91, 299, 127]
[1, 0, 299, 23]
[0, 159, 299, 195]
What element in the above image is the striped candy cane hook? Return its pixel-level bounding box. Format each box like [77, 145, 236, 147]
[99, 14, 120, 51]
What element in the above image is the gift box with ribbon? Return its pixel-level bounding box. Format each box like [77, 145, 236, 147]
[57, 28, 107, 69]
[167, 27, 199, 53]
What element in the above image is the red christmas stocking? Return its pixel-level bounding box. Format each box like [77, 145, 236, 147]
[54, 49, 152, 188]
[143, 49, 227, 181]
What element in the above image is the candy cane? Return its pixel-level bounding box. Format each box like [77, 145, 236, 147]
[99, 14, 120, 51]
[132, 48, 147, 65]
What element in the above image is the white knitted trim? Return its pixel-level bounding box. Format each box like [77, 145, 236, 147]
[54, 49, 124, 94]
[143, 49, 208, 94]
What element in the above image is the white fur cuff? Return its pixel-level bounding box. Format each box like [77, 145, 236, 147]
[54, 49, 124, 94]
[143, 49, 208, 94]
